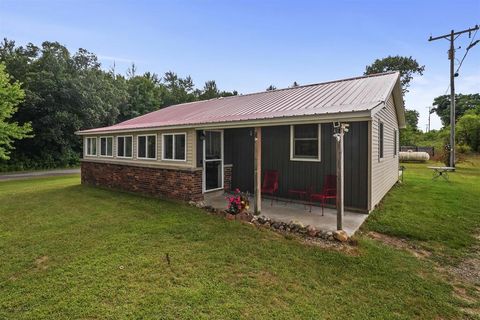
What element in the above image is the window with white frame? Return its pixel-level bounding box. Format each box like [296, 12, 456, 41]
[100, 136, 113, 157]
[85, 137, 97, 156]
[162, 133, 186, 161]
[290, 124, 321, 161]
[137, 134, 157, 159]
[379, 122, 384, 159]
[117, 136, 133, 158]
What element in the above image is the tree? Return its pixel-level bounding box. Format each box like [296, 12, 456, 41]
[364, 55, 425, 94]
[200, 80, 220, 100]
[266, 85, 276, 91]
[119, 73, 165, 121]
[0, 63, 32, 160]
[457, 108, 480, 152]
[405, 109, 419, 130]
[431, 93, 480, 127]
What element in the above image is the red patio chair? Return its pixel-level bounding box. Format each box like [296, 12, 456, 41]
[261, 170, 279, 206]
[309, 175, 337, 215]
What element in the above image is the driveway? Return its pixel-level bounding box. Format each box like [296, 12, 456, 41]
[0, 169, 80, 181]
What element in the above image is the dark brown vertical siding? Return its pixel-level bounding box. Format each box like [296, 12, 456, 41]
[224, 128, 254, 192]
[218, 122, 368, 210]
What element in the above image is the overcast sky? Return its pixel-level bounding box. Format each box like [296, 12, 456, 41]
[1, 0, 479, 130]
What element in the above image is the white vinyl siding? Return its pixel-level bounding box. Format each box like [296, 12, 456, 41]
[370, 94, 400, 210]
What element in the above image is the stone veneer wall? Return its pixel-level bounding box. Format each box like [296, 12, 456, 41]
[81, 161, 203, 202]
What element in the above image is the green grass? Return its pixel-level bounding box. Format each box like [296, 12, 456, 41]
[0, 164, 477, 319]
[365, 155, 480, 263]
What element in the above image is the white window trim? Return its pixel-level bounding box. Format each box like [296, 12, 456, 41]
[379, 121, 384, 161]
[99, 136, 114, 158]
[393, 129, 398, 158]
[161, 132, 187, 162]
[290, 124, 321, 162]
[137, 134, 157, 160]
[85, 137, 97, 157]
[116, 135, 133, 159]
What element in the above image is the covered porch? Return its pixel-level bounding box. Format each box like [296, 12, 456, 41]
[197, 122, 369, 236]
[204, 192, 367, 236]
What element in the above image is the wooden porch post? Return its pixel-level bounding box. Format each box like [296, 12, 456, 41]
[334, 123, 348, 231]
[254, 127, 262, 214]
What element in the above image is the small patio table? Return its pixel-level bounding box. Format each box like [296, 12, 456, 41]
[427, 166, 455, 181]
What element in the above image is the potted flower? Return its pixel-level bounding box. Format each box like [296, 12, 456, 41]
[225, 188, 250, 220]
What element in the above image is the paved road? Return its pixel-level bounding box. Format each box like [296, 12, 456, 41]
[0, 169, 80, 181]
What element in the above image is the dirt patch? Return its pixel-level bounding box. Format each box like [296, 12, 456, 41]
[367, 231, 431, 259]
[34, 255, 49, 270]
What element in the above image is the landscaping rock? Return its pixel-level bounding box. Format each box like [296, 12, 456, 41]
[333, 230, 349, 242]
[306, 225, 318, 237]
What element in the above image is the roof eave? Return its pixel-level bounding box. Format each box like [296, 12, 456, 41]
[75, 111, 373, 135]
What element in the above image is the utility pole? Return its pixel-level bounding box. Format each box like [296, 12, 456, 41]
[429, 25, 479, 168]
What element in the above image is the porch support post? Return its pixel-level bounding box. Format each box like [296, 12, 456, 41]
[334, 123, 348, 231]
[254, 127, 262, 215]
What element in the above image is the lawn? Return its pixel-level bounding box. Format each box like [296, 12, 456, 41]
[0, 158, 478, 319]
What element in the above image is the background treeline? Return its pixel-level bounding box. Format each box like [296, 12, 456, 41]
[401, 93, 480, 160]
[1, 41, 479, 171]
[0, 39, 238, 171]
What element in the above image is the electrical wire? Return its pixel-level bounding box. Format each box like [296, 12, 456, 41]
[455, 29, 478, 75]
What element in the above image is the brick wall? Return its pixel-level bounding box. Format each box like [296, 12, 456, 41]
[81, 161, 203, 202]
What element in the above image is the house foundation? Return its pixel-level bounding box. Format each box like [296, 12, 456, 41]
[81, 161, 203, 202]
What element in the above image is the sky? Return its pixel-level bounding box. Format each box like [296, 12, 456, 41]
[1, 0, 479, 130]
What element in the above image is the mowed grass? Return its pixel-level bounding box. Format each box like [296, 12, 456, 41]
[0, 172, 472, 319]
[365, 155, 480, 263]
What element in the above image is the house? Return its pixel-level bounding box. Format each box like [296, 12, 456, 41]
[76, 71, 405, 214]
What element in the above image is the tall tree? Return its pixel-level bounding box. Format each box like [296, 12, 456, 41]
[404, 109, 419, 130]
[432, 93, 480, 127]
[364, 55, 425, 94]
[457, 107, 480, 152]
[200, 80, 220, 100]
[0, 63, 32, 160]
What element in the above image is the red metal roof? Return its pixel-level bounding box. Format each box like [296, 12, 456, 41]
[78, 71, 402, 134]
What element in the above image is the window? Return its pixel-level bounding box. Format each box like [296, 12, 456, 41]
[85, 137, 97, 156]
[290, 124, 321, 161]
[379, 122, 384, 159]
[393, 129, 398, 156]
[137, 134, 156, 159]
[117, 136, 133, 158]
[100, 136, 113, 157]
[162, 133, 186, 161]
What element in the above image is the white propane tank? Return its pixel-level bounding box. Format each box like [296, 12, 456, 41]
[399, 150, 430, 162]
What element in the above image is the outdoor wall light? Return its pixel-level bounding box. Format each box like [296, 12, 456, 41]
[199, 131, 206, 141]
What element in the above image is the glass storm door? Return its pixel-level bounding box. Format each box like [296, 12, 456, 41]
[203, 131, 224, 192]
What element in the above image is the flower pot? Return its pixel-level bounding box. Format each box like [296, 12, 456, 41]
[226, 213, 236, 221]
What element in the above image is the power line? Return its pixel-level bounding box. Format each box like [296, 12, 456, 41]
[428, 24, 479, 168]
[455, 29, 478, 75]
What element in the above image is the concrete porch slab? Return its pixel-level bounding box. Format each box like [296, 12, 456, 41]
[204, 192, 368, 236]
